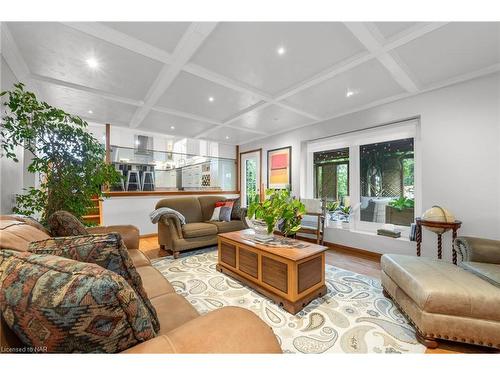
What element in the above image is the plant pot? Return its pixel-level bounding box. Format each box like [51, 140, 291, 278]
[250, 219, 274, 241]
[385, 206, 414, 226]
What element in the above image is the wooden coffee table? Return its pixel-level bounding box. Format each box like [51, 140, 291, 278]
[217, 229, 328, 314]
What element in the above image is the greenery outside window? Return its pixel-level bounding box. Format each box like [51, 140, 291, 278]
[359, 138, 414, 226]
[313, 148, 349, 202]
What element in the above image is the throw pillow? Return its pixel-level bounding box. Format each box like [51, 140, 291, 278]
[209, 201, 234, 222]
[28, 233, 160, 333]
[48, 210, 88, 237]
[0, 249, 156, 353]
[225, 198, 242, 220]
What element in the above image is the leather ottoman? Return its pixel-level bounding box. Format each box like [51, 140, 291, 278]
[381, 254, 500, 349]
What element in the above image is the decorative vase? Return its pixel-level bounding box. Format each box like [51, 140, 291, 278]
[251, 219, 274, 241]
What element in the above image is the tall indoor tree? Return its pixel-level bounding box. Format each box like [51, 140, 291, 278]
[0, 83, 119, 223]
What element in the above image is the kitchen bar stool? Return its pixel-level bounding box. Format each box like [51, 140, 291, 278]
[141, 170, 155, 191]
[126, 166, 142, 191]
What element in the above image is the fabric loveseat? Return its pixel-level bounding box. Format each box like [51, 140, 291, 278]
[0, 216, 281, 353]
[156, 196, 247, 258]
[381, 236, 500, 350]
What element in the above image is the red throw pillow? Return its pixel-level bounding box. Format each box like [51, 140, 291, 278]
[210, 201, 234, 222]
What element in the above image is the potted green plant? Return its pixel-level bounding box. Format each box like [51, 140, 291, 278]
[247, 189, 306, 240]
[0, 83, 120, 223]
[386, 197, 414, 226]
[326, 200, 340, 215]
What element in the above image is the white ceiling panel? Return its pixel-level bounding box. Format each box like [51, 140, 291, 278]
[191, 22, 366, 95]
[203, 126, 261, 145]
[156, 71, 262, 122]
[5, 21, 500, 144]
[230, 104, 311, 133]
[374, 22, 422, 40]
[101, 22, 190, 53]
[8, 22, 164, 100]
[284, 59, 405, 118]
[394, 22, 500, 87]
[141, 109, 217, 138]
[37, 81, 137, 125]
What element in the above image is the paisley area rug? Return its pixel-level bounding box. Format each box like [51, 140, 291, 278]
[152, 248, 425, 354]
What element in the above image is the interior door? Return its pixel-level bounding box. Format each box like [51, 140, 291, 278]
[240, 149, 261, 207]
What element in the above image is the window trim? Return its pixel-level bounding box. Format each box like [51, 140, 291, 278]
[305, 118, 421, 234]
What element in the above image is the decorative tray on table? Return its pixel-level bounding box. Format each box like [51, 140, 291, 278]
[241, 234, 309, 249]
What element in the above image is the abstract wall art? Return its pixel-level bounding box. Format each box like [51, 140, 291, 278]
[267, 146, 291, 190]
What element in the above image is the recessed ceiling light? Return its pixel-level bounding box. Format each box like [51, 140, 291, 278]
[170, 126, 175, 130]
[88, 110, 93, 114]
[225, 136, 230, 140]
[86, 57, 99, 69]
[346, 89, 358, 98]
[208, 96, 214, 102]
[277, 46, 286, 56]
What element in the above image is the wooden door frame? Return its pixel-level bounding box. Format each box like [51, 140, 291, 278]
[239, 148, 262, 201]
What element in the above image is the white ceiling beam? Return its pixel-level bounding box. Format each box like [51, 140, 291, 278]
[344, 22, 419, 93]
[381, 22, 449, 52]
[151, 105, 221, 125]
[184, 63, 321, 121]
[30, 73, 144, 107]
[240, 62, 500, 146]
[0, 23, 40, 96]
[194, 124, 225, 139]
[62, 22, 171, 64]
[129, 22, 218, 129]
[222, 101, 272, 125]
[183, 62, 273, 100]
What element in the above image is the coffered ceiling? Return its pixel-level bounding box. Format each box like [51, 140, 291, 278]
[1, 21, 499, 145]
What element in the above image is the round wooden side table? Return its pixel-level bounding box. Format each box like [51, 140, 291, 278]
[415, 218, 462, 265]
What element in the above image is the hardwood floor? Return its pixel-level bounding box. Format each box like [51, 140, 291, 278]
[140, 235, 496, 354]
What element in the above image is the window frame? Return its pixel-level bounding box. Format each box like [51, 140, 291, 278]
[314, 158, 350, 201]
[305, 118, 421, 235]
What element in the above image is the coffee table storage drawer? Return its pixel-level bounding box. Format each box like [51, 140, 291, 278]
[238, 248, 258, 278]
[262, 256, 288, 293]
[220, 241, 236, 267]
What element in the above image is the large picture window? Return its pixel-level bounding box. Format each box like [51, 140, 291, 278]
[306, 118, 419, 233]
[313, 148, 349, 202]
[359, 138, 414, 226]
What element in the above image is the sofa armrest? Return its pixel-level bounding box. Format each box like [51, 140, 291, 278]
[123, 306, 282, 354]
[455, 236, 500, 264]
[162, 216, 183, 238]
[88, 225, 140, 250]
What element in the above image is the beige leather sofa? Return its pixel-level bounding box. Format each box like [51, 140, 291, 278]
[156, 196, 247, 258]
[0, 216, 281, 353]
[381, 236, 500, 350]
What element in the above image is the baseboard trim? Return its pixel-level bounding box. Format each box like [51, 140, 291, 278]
[140, 233, 157, 238]
[295, 235, 381, 261]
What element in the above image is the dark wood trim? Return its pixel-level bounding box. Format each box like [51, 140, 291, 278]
[104, 190, 240, 197]
[236, 145, 240, 192]
[105, 123, 111, 164]
[239, 148, 263, 201]
[267, 146, 292, 191]
[295, 234, 382, 261]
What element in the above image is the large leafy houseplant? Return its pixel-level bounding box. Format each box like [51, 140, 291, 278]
[0, 83, 120, 223]
[247, 189, 306, 237]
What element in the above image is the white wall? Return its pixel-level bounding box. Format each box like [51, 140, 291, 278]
[0, 57, 24, 214]
[240, 73, 500, 259]
[102, 193, 239, 234]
